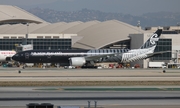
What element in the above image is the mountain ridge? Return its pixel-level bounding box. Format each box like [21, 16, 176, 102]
[27, 7, 180, 29]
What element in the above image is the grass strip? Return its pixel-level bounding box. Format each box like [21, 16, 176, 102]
[0, 81, 180, 86]
[64, 88, 180, 91]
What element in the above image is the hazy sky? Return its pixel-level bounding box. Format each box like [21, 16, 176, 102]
[0, 0, 180, 15]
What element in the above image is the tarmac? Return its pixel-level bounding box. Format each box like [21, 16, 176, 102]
[0, 67, 180, 77]
[0, 68, 180, 86]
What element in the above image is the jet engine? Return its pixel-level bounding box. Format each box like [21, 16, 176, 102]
[69, 57, 86, 66]
[5, 57, 12, 61]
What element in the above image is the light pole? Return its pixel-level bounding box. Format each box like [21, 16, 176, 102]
[88, 101, 91, 108]
[177, 50, 179, 63]
[177, 22, 180, 33]
[137, 20, 140, 27]
[26, 23, 29, 45]
[137, 21, 141, 33]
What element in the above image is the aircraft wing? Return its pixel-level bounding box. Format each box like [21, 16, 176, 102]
[146, 51, 171, 58]
[85, 53, 121, 61]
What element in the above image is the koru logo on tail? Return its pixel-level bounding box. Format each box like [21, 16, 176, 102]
[150, 33, 159, 45]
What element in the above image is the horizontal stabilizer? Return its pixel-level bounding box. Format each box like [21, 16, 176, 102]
[146, 50, 171, 58]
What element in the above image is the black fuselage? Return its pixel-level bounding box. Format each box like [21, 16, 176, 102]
[13, 50, 88, 65]
[12, 49, 129, 65]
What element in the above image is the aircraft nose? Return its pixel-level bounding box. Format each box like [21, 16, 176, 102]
[12, 54, 18, 61]
[12, 55, 16, 61]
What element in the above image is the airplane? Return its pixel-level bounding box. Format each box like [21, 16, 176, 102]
[12, 29, 164, 67]
[0, 51, 16, 62]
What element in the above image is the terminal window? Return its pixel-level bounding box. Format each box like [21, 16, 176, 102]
[151, 39, 172, 60]
[0, 38, 71, 50]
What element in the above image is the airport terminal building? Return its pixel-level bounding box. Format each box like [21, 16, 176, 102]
[0, 5, 180, 68]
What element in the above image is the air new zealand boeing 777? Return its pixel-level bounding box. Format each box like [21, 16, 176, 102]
[12, 29, 164, 66]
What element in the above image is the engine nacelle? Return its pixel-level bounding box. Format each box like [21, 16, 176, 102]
[6, 57, 12, 61]
[69, 57, 86, 66]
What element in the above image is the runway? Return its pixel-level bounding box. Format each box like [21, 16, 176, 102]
[0, 87, 180, 107]
[0, 68, 180, 107]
